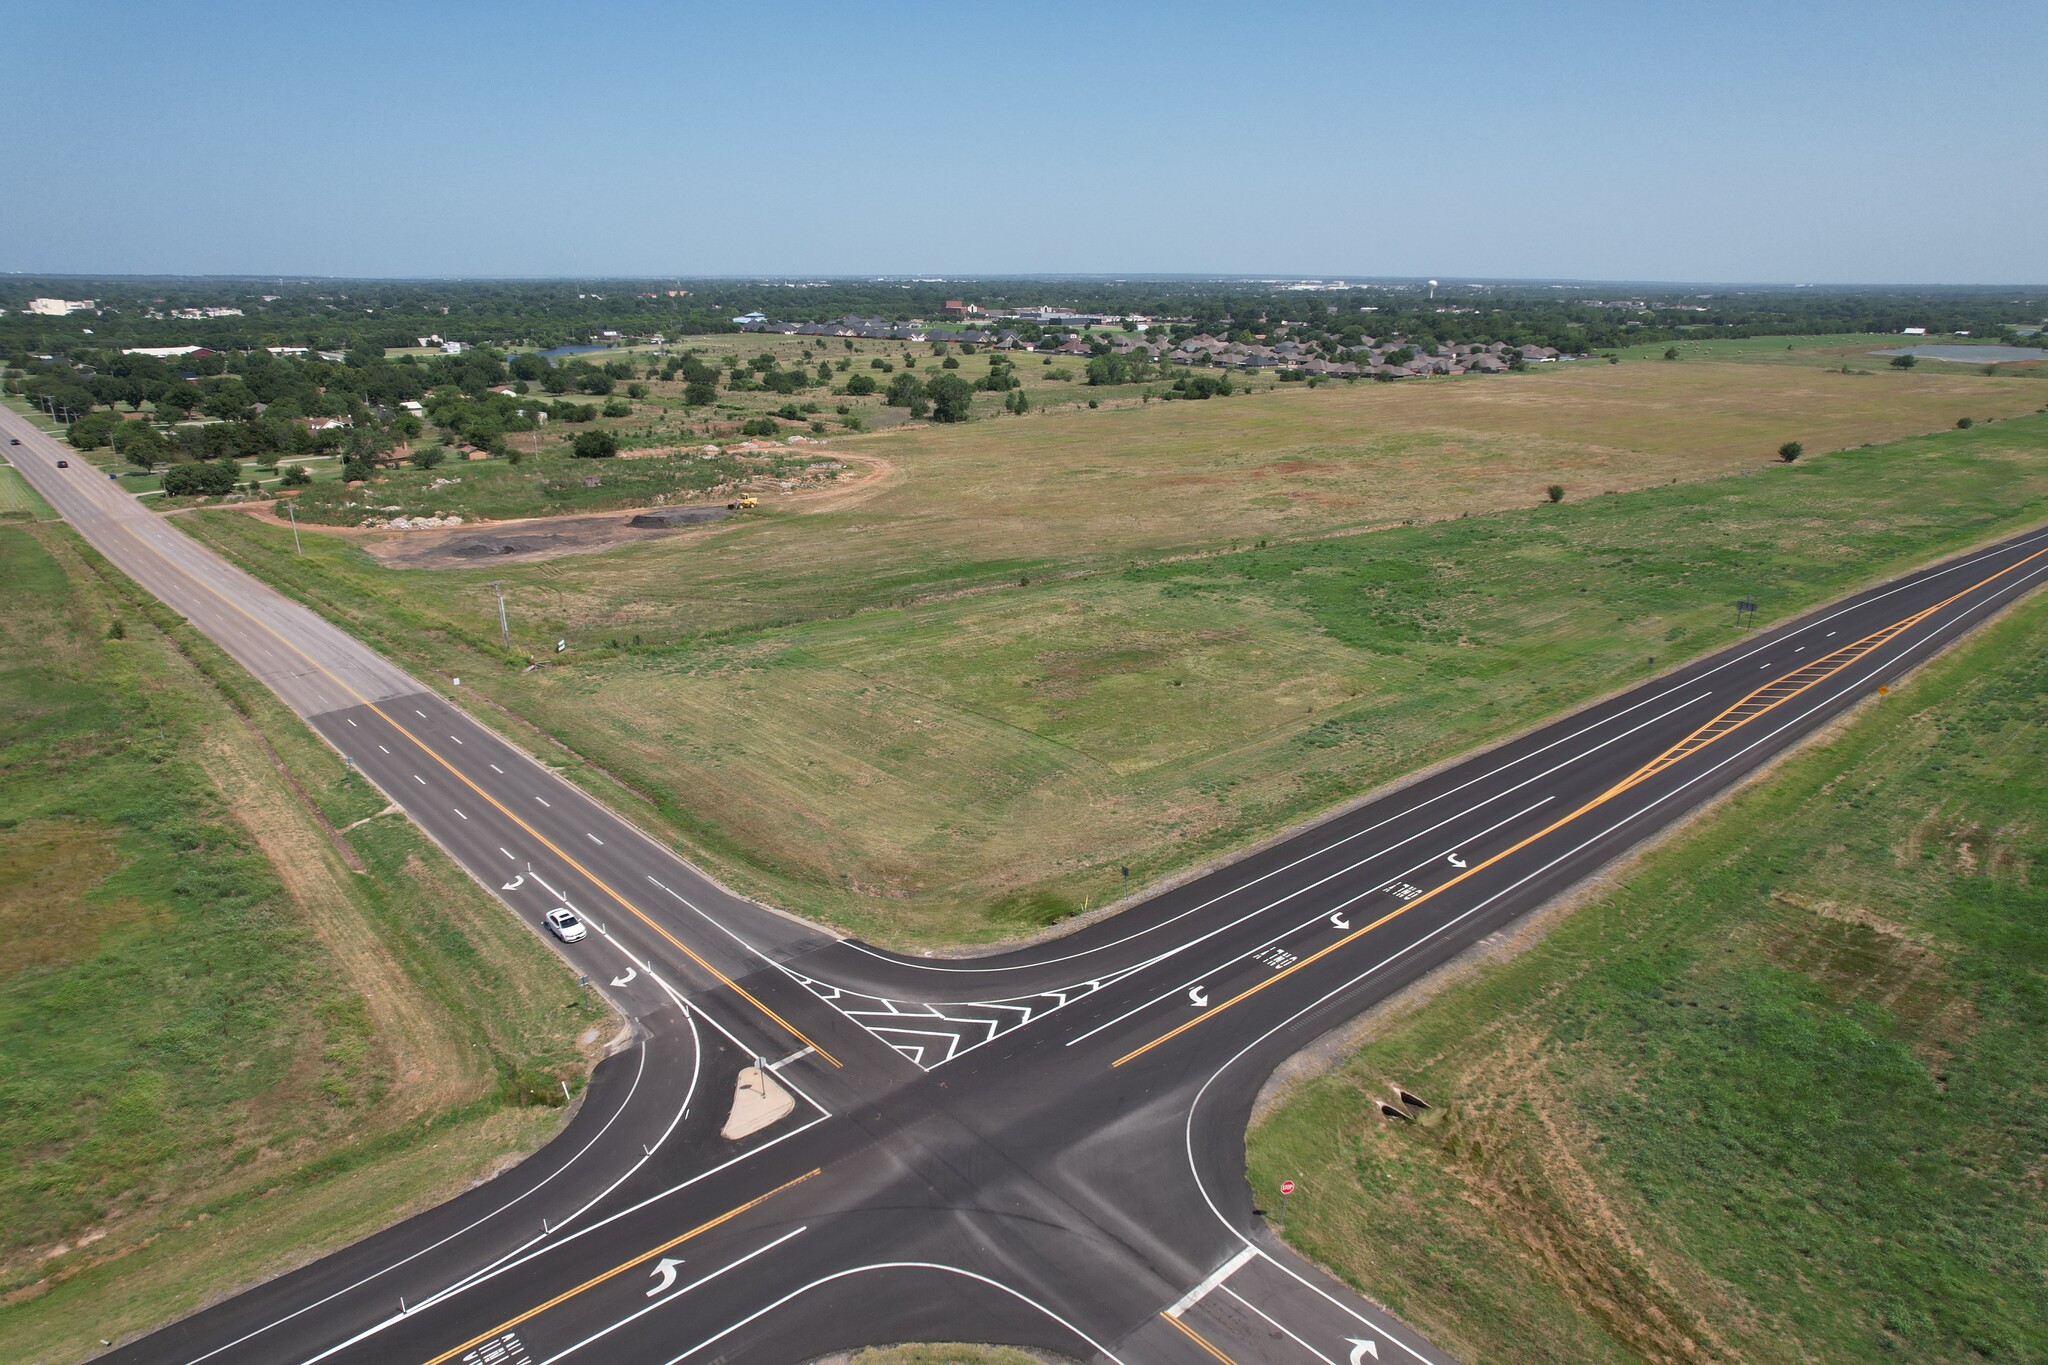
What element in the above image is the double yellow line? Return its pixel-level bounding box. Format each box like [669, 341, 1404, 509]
[421, 1168, 819, 1365]
[110, 519, 840, 1067]
[1113, 541, 2048, 1067]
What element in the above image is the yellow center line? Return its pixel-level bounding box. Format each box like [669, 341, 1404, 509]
[420, 1168, 819, 1365]
[1162, 1310, 1243, 1365]
[1113, 542, 2048, 1068]
[103, 518, 842, 1067]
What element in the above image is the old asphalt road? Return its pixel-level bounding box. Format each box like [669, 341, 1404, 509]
[11, 408, 2048, 1365]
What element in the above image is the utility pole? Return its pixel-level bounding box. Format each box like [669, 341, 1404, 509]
[492, 581, 510, 647]
[286, 499, 303, 555]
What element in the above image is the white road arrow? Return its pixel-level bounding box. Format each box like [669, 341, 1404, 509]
[611, 968, 638, 988]
[646, 1256, 683, 1297]
[1329, 913, 1349, 930]
[1445, 853, 1467, 869]
[1347, 1339, 1379, 1364]
[1188, 986, 1209, 1008]
[501, 875, 525, 891]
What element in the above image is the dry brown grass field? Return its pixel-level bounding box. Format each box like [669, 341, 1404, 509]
[192, 356, 2048, 945]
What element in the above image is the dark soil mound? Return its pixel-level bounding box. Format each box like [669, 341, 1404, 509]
[627, 506, 729, 529]
[446, 536, 559, 558]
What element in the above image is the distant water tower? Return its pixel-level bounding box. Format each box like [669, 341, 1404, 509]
[1428, 279, 1438, 301]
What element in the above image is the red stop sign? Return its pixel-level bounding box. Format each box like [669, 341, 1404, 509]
[1280, 1180, 1295, 1196]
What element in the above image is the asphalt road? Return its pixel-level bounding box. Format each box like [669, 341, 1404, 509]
[10, 406, 2048, 1365]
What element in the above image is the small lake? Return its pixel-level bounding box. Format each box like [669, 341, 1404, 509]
[1869, 344, 2045, 363]
[534, 343, 614, 359]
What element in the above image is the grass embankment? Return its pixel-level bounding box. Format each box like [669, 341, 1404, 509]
[192, 406, 2048, 946]
[1247, 585, 2048, 1364]
[0, 520, 603, 1362]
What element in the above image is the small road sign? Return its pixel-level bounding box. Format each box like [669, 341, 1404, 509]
[1280, 1179, 1295, 1196]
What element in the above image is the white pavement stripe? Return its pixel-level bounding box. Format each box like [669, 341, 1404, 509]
[587, 832, 604, 845]
[1167, 1245, 1257, 1316]
[536, 1227, 809, 1365]
[454, 809, 467, 820]
[1219, 1283, 1341, 1365]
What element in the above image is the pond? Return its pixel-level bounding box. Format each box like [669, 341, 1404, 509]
[1869, 344, 2046, 363]
[533, 343, 615, 359]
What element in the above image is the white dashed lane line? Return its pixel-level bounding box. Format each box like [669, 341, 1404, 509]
[415, 709, 428, 719]
[414, 774, 426, 785]
[450, 735, 463, 744]
[378, 743, 390, 754]
[536, 797, 551, 808]
[587, 833, 604, 846]
[490, 764, 504, 774]
[454, 808, 468, 820]
[499, 847, 513, 859]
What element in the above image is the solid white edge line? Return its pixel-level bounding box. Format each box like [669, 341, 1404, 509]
[536, 1226, 809, 1365]
[186, 1035, 668, 1365]
[1219, 1282, 1341, 1365]
[1176, 558, 2048, 1365]
[829, 523, 2048, 977]
[656, 1262, 1128, 1365]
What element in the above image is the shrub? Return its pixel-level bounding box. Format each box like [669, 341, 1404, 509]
[602, 397, 632, 418]
[1956, 417, 1973, 429]
[684, 380, 718, 406]
[1890, 354, 1917, 369]
[413, 445, 447, 471]
[280, 463, 312, 487]
[740, 417, 780, 437]
[1546, 484, 1566, 503]
[626, 382, 648, 399]
[572, 429, 619, 459]
[844, 373, 877, 396]
[1778, 441, 1803, 463]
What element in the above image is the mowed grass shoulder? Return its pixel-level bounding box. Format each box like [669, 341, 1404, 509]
[1246, 573, 2048, 1365]
[0, 521, 602, 1363]
[192, 389, 2048, 946]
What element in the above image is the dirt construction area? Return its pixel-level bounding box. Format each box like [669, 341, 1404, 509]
[362, 505, 732, 567]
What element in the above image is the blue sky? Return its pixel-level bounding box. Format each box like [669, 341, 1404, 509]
[5, 1, 2043, 283]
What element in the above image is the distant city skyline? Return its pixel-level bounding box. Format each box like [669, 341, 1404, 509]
[4, 1, 2044, 284]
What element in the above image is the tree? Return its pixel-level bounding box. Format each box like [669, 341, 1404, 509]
[602, 397, 632, 418]
[1777, 441, 1803, 463]
[1546, 484, 1566, 503]
[116, 422, 167, 469]
[844, 372, 877, 396]
[281, 463, 312, 487]
[684, 380, 718, 406]
[626, 382, 649, 399]
[577, 372, 615, 395]
[572, 429, 619, 459]
[1006, 387, 1030, 415]
[1663, 346, 1680, 360]
[884, 371, 926, 408]
[925, 373, 974, 423]
[413, 444, 447, 471]
[68, 412, 118, 449]
[162, 460, 240, 497]
[1890, 354, 1917, 369]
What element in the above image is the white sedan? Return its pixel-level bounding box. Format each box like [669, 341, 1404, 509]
[544, 907, 587, 943]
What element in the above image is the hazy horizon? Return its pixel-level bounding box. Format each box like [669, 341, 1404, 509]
[6, 1, 2045, 285]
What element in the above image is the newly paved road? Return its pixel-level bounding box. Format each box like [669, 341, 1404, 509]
[11, 405, 2047, 1365]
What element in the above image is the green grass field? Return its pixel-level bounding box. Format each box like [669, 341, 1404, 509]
[187, 379, 2048, 945]
[0, 518, 601, 1363]
[1246, 579, 2048, 1365]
